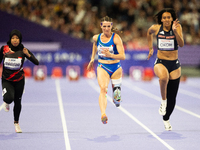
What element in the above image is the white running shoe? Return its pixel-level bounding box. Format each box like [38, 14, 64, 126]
[163, 120, 172, 131]
[14, 123, 22, 133]
[3, 102, 9, 112]
[159, 103, 166, 116]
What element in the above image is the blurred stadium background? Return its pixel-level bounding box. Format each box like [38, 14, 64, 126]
[0, 0, 200, 80]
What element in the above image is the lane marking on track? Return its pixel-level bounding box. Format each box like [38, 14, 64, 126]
[88, 80, 175, 150]
[55, 79, 71, 150]
[179, 89, 200, 99]
[0, 103, 3, 111]
[123, 80, 200, 119]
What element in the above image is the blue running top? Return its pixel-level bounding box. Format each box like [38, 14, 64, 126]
[97, 33, 119, 60]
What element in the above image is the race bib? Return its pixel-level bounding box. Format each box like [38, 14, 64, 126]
[98, 46, 114, 57]
[4, 58, 22, 70]
[158, 39, 174, 50]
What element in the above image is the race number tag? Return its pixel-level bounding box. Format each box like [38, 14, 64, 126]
[98, 46, 114, 57]
[158, 39, 174, 50]
[4, 58, 22, 70]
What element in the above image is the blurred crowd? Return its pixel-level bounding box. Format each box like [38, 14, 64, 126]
[0, 0, 200, 50]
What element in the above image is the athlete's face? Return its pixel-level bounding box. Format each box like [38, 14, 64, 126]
[11, 35, 20, 47]
[101, 21, 113, 35]
[161, 12, 173, 27]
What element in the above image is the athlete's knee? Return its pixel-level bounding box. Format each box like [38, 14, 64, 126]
[2, 88, 14, 104]
[159, 76, 169, 83]
[100, 86, 108, 94]
[14, 102, 22, 109]
[3, 94, 14, 104]
[111, 78, 122, 101]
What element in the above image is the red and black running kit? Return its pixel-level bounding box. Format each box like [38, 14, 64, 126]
[0, 29, 39, 123]
[0, 45, 39, 81]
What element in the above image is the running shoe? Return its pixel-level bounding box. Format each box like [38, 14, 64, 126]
[3, 102, 9, 112]
[159, 103, 166, 116]
[113, 99, 121, 107]
[14, 123, 22, 133]
[163, 120, 172, 131]
[101, 114, 108, 124]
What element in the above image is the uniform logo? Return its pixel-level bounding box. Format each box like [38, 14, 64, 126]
[159, 31, 164, 35]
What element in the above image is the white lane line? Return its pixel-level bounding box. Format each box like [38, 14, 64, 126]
[123, 80, 200, 119]
[87, 80, 175, 150]
[179, 89, 200, 99]
[0, 103, 3, 111]
[55, 79, 71, 150]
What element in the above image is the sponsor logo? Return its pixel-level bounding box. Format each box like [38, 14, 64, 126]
[159, 31, 165, 34]
[166, 36, 175, 39]
[158, 35, 166, 38]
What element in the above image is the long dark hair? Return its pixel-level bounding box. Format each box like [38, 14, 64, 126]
[154, 8, 177, 24]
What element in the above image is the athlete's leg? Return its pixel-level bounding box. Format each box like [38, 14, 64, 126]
[13, 78, 25, 123]
[111, 67, 123, 107]
[154, 64, 169, 116]
[2, 78, 15, 104]
[97, 67, 110, 117]
[154, 64, 169, 100]
[2, 79, 15, 112]
[164, 67, 181, 121]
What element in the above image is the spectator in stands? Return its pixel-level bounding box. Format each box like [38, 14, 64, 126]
[0, 0, 199, 46]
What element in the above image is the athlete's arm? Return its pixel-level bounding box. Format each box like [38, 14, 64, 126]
[147, 24, 159, 60]
[87, 35, 98, 71]
[172, 19, 184, 47]
[24, 48, 39, 65]
[102, 34, 125, 60]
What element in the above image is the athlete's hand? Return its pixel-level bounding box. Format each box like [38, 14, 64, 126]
[147, 48, 154, 60]
[172, 19, 180, 33]
[23, 48, 31, 57]
[87, 59, 94, 71]
[101, 49, 112, 58]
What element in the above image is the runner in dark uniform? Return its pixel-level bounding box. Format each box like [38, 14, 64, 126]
[0, 29, 39, 133]
[147, 8, 184, 131]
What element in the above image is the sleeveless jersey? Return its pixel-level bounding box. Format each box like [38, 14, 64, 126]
[97, 33, 118, 60]
[156, 25, 178, 51]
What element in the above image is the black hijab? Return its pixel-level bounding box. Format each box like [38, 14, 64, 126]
[7, 29, 24, 51]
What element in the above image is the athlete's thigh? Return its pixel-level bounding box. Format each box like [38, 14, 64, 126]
[14, 78, 25, 98]
[111, 67, 122, 79]
[97, 67, 110, 88]
[154, 64, 169, 79]
[2, 79, 15, 100]
[169, 67, 181, 80]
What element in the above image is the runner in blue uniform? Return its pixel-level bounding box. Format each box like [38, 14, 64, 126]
[87, 16, 125, 124]
[147, 8, 184, 130]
